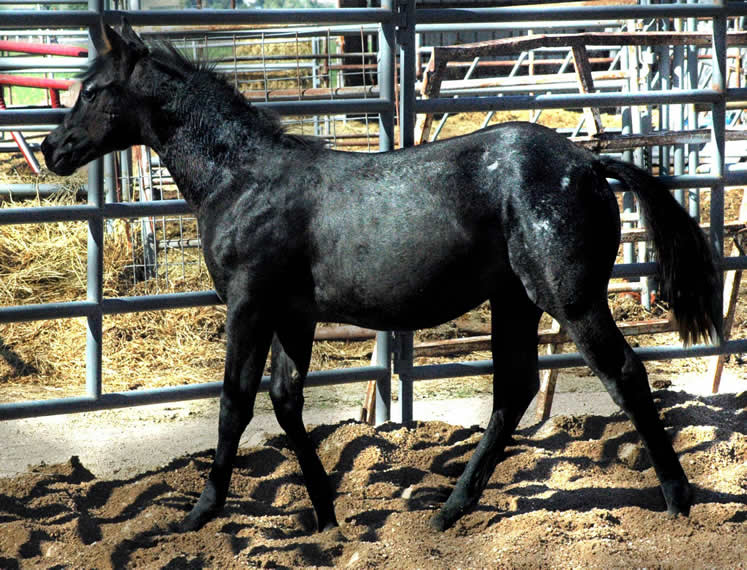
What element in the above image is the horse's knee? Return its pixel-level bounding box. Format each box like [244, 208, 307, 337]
[219, 390, 253, 432]
[270, 383, 303, 418]
[270, 357, 305, 425]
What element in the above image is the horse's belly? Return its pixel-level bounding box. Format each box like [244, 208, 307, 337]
[312, 253, 505, 330]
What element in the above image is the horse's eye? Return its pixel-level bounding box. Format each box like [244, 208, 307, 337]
[81, 85, 97, 103]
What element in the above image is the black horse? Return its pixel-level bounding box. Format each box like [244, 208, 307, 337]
[43, 21, 721, 534]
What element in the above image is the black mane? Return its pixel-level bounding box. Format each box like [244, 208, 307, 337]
[150, 41, 216, 77]
[151, 41, 326, 149]
[81, 39, 325, 150]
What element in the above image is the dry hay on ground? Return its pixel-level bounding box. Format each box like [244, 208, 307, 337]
[0, 390, 744, 569]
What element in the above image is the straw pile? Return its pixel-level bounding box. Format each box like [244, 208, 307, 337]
[234, 34, 315, 94]
[0, 187, 376, 402]
[0, 191, 222, 396]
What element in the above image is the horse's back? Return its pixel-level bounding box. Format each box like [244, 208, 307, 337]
[303, 123, 619, 328]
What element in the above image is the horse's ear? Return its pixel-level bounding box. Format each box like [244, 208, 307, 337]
[119, 17, 148, 57]
[90, 18, 146, 62]
[90, 18, 119, 56]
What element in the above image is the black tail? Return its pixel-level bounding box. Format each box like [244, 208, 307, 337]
[599, 157, 722, 346]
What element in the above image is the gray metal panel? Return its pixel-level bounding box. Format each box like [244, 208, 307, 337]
[0, 1, 743, 426]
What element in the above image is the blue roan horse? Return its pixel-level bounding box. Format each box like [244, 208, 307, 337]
[42, 21, 721, 533]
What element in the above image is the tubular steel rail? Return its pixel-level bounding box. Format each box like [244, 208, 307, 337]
[1, 1, 746, 424]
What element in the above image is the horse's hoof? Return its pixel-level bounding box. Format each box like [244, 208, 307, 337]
[662, 479, 692, 516]
[429, 512, 450, 532]
[319, 520, 340, 533]
[180, 502, 221, 532]
[321, 526, 347, 542]
[179, 511, 209, 533]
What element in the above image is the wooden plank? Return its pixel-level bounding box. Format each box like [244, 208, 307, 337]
[360, 338, 380, 424]
[573, 128, 747, 153]
[571, 43, 603, 136]
[360, 380, 377, 424]
[414, 50, 446, 145]
[535, 319, 562, 422]
[621, 221, 746, 243]
[708, 188, 746, 393]
[413, 318, 676, 357]
[436, 31, 747, 61]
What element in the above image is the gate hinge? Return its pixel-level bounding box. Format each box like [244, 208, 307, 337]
[395, 0, 414, 45]
[392, 330, 414, 374]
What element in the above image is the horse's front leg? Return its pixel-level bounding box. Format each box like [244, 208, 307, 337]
[182, 298, 272, 532]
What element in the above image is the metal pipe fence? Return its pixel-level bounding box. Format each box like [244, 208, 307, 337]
[1, 1, 746, 424]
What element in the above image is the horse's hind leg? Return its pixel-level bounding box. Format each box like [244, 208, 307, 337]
[270, 321, 338, 531]
[432, 287, 543, 531]
[558, 298, 691, 515]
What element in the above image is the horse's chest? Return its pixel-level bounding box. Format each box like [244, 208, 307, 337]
[201, 206, 306, 301]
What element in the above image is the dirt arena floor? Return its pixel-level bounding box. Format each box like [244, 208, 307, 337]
[0, 388, 744, 569]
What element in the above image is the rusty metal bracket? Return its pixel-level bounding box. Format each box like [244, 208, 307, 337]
[395, 0, 414, 46]
[392, 330, 414, 375]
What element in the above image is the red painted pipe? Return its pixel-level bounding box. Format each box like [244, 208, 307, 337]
[0, 92, 41, 174]
[0, 40, 87, 58]
[0, 73, 75, 90]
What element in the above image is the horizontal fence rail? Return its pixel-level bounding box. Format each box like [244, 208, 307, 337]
[0, 2, 745, 424]
[0, 364, 392, 421]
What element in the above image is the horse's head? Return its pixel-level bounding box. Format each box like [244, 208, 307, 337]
[42, 19, 150, 175]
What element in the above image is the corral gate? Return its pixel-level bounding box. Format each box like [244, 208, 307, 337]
[1, 0, 746, 424]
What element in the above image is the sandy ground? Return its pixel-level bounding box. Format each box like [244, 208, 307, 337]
[0, 387, 744, 569]
[0, 369, 744, 569]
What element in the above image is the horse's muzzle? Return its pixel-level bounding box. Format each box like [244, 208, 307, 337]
[42, 131, 83, 176]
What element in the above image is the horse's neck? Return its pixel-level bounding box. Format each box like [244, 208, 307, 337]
[146, 81, 277, 211]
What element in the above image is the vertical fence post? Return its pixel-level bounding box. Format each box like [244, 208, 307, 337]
[394, 331, 413, 424]
[621, 40, 635, 268]
[710, 0, 726, 259]
[673, 6, 686, 205]
[395, 0, 416, 424]
[120, 149, 132, 202]
[375, 332, 392, 424]
[378, 0, 395, 153]
[686, 0, 700, 220]
[375, 0, 396, 425]
[104, 152, 117, 232]
[710, 0, 727, 343]
[86, 0, 105, 400]
[397, 0, 416, 149]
